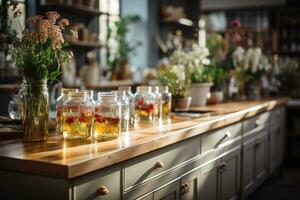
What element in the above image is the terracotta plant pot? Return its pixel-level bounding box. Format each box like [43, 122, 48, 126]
[172, 96, 192, 111]
[189, 83, 213, 106]
[208, 91, 224, 104]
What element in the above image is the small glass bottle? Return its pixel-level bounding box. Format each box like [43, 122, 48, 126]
[62, 91, 93, 140]
[134, 86, 154, 123]
[56, 88, 78, 135]
[152, 86, 162, 123]
[159, 86, 172, 119]
[118, 86, 134, 126]
[117, 91, 129, 132]
[94, 92, 120, 141]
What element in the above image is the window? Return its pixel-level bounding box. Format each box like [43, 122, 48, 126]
[99, 0, 120, 69]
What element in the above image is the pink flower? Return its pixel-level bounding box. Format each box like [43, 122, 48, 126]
[38, 19, 52, 41]
[58, 18, 70, 30]
[46, 11, 61, 24]
[26, 15, 44, 26]
[233, 32, 242, 43]
[48, 25, 64, 49]
[230, 19, 241, 28]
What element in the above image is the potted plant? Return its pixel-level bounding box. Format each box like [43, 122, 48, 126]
[207, 63, 226, 104]
[107, 14, 141, 80]
[158, 64, 191, 111]
[170, 44, 213, 106]
[4, 4, 74, 142]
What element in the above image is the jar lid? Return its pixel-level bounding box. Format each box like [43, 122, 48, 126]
[137, 86, 152, 93]
[159, 86, 169, 93]
[118, 86, 131, 92]
[68, 91, 86, 99]
[61, 88, 78, 95]
[151, 86, 159, 93]
[98, 91, 117, 101]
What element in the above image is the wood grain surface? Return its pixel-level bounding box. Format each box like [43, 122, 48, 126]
[0, 97, 288, 179]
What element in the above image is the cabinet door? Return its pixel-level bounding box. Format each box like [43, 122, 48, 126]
[153, 180, 180, 200]
[269, 124, 282, 173]
[242, 137, 256, 198]
[198, 159, 220, 200]
[180, 170, 198, 200]
[255, 133, 268, 184]
[220, 147, 241, 200]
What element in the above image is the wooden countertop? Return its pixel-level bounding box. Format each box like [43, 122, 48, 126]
[0, 97, 288, 179]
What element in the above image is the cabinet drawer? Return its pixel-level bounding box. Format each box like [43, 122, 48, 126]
[243, 112, 270, 133]
[201, 122, 242, 153]
[124, 137, 200, 191]
[73, 165, 121, 200]
[270, 107, 285, 124]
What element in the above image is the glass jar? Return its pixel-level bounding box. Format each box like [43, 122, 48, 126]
[152, 86, 162, 123]
[118, 86, 134, 126]
[62, 91, 93, 140]
[94, 91, 120, 141]
[159, 86, 172, 119]
[117, 91, 129, 132]
[56, 88, 78, 135]
[134, 86, 154, 123]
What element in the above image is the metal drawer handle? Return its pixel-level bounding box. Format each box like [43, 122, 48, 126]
[97, 186, 109, 196]
[154, 161, 164, 169]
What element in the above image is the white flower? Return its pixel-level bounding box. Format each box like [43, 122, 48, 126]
[232, 46, 245, 68]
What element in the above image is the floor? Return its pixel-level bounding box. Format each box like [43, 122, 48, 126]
[247, 166, 300, 200]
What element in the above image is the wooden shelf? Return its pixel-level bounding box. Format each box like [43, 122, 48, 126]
[66, 39, 102, 49]
[40, 3, 101, 17]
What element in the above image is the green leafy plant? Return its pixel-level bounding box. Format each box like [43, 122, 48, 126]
[209, 63, 226, 91]
[107, 14, 141, 67]
[158, 64, 190, 98]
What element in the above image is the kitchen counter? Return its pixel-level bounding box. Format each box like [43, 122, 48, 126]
[0, 97, 288, 179]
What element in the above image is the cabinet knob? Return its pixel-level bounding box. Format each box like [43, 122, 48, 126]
[276, 110, 281, 117]
[181, 183, 190, 194]
[255, 120, 260, 127]
[225, 131, 232, 138]
[97, 186, 109, 196]
[219, 162, 227, 173]
[154, 161, 164, 169]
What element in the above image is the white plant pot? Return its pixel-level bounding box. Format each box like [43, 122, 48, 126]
[208, 91, 224, 104]
[189, 83, 213, 106]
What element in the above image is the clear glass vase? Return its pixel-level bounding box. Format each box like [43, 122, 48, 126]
[21, 79, 49, 142]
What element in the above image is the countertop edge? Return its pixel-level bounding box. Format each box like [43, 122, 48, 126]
[0, 97, 289, 179]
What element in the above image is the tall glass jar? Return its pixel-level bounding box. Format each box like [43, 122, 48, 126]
[118, 86, 134, 126]
[56, 88, 78, 135]
[117, 91, 129, 132]
[159, 86, 172, 119]
[152, 86, 162, 123]
[62, 91, 93, 140]
[134, 86, 154, 123]
[94, 92, 120, 141]
[21, 79, 49, 142]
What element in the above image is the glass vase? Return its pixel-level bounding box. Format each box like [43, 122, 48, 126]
[21, 79, 49, 142]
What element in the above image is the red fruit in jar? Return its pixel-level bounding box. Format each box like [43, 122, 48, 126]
[107, 117, 120, 125]
[138, 98, 145, 106]
[95, 114, 105, 123]
[66, 117, 76, 124]
[147, 104, 154, 113]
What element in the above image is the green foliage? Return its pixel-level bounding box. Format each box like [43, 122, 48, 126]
[158, 64, 190, 98]
[107, 14, 141, 66]
[208, 63, 226, 91]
